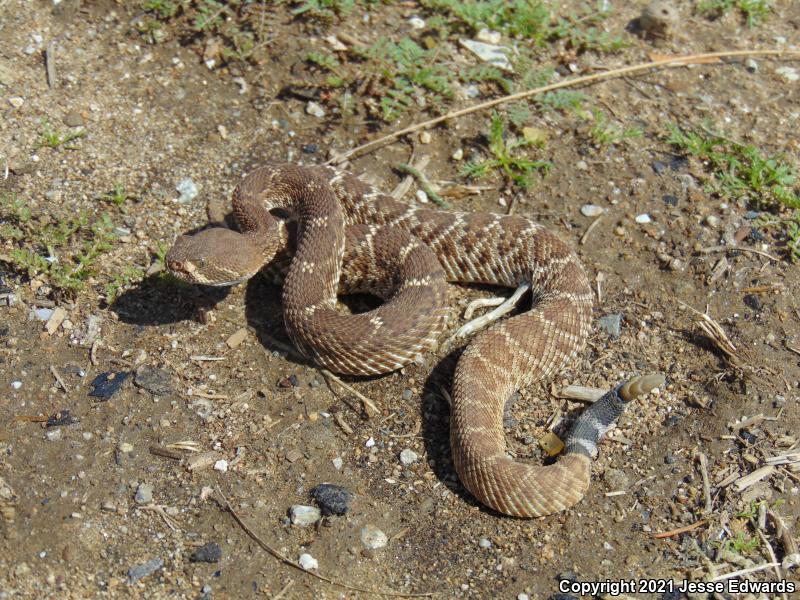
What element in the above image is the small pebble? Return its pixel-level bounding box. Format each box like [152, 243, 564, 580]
[651, 160, 667, 174]
[134, 365, 172, 395]
[401, 388, 413, 401]
[360, 524, 388, 550]
[332, 457, 343, 470]
[745, 59, 758, 73]
[34, 308, 54, 321]
[451, 148, 464, 161]
[575, 159, 588, 171]
[176, 178, 198, 203]
[89, 371, 130, 400]
[8, 97, 24, 109]
[311, 483, 353, 516]
[662, 194, 678, 206]
[11, 381, 22, 390]
[580, 204, 604, 217]
[63, 110, 84, 127]
[638, 1, 678, 38]
[399, 449, 419, 466]
[190, 542, 222, 564]
[475, 29, 501, 44]
[415, 190, 429, 204]
[478, 538, 492, 549]
[302, 143, 318, 154]
[306, 101, 325, 118]
[598, 314, 622, 338]
[704, 215, 719, 228]
[365, 437, 375, 448]
[298, 553, 318, 570]
[290, 505, 322, 526]
[213, 459, 228, 472]
[635, 213, 652, 224]
[775, 67, 799, 83]
[45, 428, 62, 442]
[408, 16, 426, 29]
[518, 594, 530, 600]
[128, 558, 164, 584]
[419, 131, 432, 144]
[135, 483, 154, 504]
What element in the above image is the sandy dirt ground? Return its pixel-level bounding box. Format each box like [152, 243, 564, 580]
[1, 1, 799, 598]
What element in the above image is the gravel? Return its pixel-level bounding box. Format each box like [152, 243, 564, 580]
[399, 449, 419, 466]
[190, 542, 222, 564]
[134, 483, 153, 505]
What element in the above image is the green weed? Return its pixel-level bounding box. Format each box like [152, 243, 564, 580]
[101, 184, 135, 209]
[588, 109, 642, 146]
[104, 266, 145, 304]
[36, 119, 86, 150]
[0, 196, 122, 296]
[698, 0, 771, 27]
[361, 37, 453, 121]
[668, 123, 800, 260]
[421, 0, 626, 52]
[461, 112, 551, 189]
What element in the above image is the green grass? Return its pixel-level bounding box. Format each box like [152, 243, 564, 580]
[588, 109, 642, 146]
[461, 111, 551, 189]
[35, 119, 86, 150]
[100, 184, 135, 209]
[667, 123, 800, 260]
[697, 0, 771, 27]
[0, 195, 132, 296]
[360, 37, 454, 121]
[421, 0, 626, 52]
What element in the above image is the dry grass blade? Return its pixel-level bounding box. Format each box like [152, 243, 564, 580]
[677, 301, 774, 387]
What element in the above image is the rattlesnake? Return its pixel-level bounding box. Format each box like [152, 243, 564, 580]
[167, 164, 664, 518]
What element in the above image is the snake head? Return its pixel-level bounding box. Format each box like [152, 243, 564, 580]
[166, 228, 264, 286]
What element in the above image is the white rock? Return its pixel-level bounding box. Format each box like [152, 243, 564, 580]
[776, 67, 799, 83]
[360, 524, 388, 550]
[580, 204, 604, 217]
[176, 178, 198, 203]
[213, 459, 228, 472]
[451, 148, 464, 161]
[475, 29, 501, 44]
[419, 131, 432, 144]
[408, 16, 426, 30]
[517, 594, 530, 600]
[332, 457, 343, 470]
[298, 553, 318, 570]
[365, 437, 375, 448]
[45, 428, 62, 442]
[290, 505, 321, 526]
[399, 449, 419, 466]
[635, 213, 652, 224]
[459, 39, 512, 72]
[8, 97, 24, 109]
[11, 381, 22, 390]
[478, 537, 492, 548]
[704, 214, 719, 228]
[306, 101, 326, 118]
[415, 190, 429, 204]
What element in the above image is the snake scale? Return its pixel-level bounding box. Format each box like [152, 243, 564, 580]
[167, 164, 664, 518]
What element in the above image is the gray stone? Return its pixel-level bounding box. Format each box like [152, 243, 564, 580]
[399, 449, 419, 466]
[134, 483, 153, 505]
[127, 557, 163, 583]
[134, 366, 172, 395]
[598, 314, 622, 338]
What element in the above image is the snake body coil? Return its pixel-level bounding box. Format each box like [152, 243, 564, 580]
[167, 164, 664, 517]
